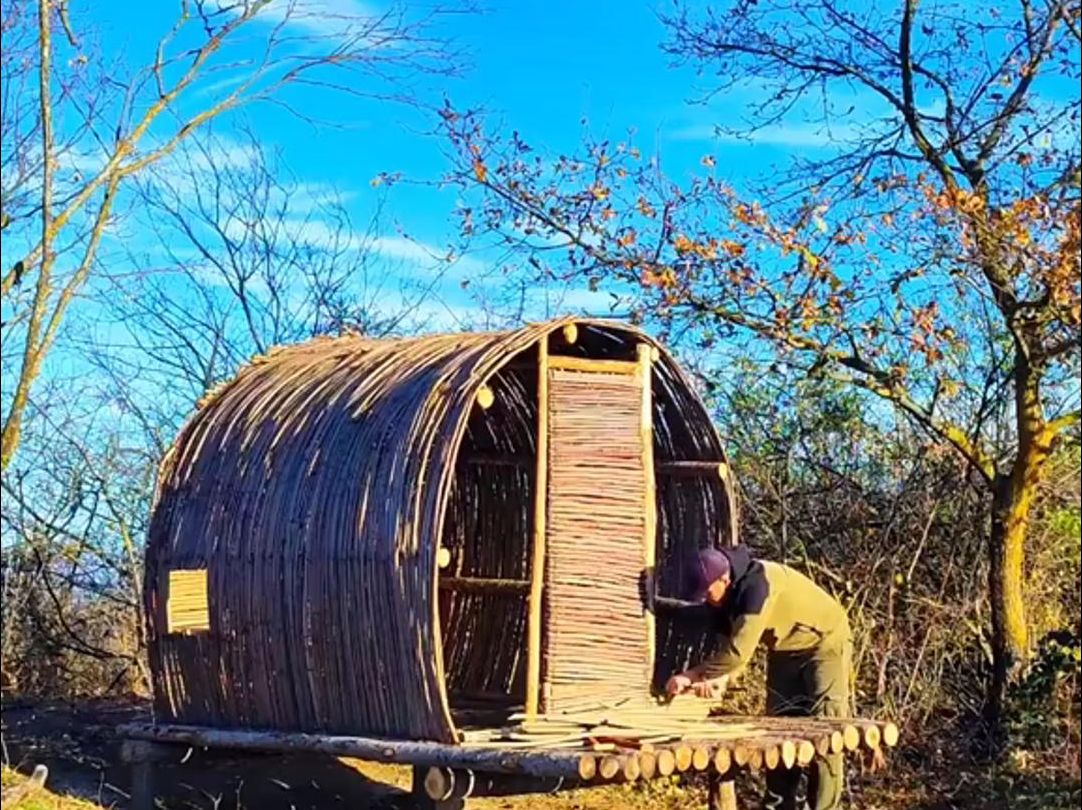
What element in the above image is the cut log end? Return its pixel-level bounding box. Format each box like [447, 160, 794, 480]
[863, 724, 881, 750]
[656, 749, 676, 776]
[476, 385, 495, 410]
[797, 739, 816, 766]
[424, 766, 454, 800]
[882, 722, 900, 748]
[674, 744, 694, 772]
[780, 739, 797, 770]
[577, 754, 597, 781]
[436, 547, 451, 569]
[763, 745, 780, 771]
[713, 746, 732, 775]
[842, 725, 861, 751]
[560, 323, 579, 345]
[692, 745, 711, 771]
[639, 750, 657, 780]
[599, 755, 621, 780]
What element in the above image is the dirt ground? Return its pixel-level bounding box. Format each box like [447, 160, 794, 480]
[3, 698, 1078, 810]
[0, 699, 716, 809]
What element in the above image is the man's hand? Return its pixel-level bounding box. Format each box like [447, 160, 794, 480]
[665, 673, 693, 697]
[691, 674, 729, 699]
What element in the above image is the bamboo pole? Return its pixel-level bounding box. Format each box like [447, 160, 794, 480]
[438, 577, 530, 595]
[525, 337, 550, 719]
[637, 343, 657, 683]
[546, 356, 638, 375]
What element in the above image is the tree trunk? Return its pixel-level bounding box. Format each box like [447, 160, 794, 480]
[987, 474, 1028, 729]
[985, 359, 1051, 733]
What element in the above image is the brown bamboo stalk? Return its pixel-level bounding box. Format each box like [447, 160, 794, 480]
[525, 336, 550, 718]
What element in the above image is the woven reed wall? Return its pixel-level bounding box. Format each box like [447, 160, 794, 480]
[543, 367, 653, 709]
[145, 320, 734, 742]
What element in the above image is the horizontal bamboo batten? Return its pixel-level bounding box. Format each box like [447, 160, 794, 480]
[144, 318, 737, 744]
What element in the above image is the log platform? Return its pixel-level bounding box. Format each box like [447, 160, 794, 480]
[117, 712, 898, 809]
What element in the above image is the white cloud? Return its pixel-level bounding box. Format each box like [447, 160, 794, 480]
[255, 0, 378, 38]
[668, 121, 865, 148]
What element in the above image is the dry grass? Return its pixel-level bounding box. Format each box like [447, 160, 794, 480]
[1, 766, 104, 810]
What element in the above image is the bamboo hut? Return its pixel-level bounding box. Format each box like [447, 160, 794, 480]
[144, 319, 738, 743]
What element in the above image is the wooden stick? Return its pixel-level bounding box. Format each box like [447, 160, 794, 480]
[547, 356, 637, 375]
[637, 343, 657, 684]
[525, 337, 549, 718]
[438, 576, 530, 595]
[657, 460, 728, 479]
[461, 452, 530, 468]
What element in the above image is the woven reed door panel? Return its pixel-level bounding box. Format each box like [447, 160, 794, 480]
[542, 365, 653, 711]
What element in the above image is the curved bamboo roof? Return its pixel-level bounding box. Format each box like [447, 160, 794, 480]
[145, 319, 733, 742]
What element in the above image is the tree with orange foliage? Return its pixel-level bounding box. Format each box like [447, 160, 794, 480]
[442, 0, 1080, 731]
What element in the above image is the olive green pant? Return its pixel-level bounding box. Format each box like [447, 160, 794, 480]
[764, 636, 851, 810]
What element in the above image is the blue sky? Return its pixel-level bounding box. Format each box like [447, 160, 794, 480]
[72, 0, 842, 328]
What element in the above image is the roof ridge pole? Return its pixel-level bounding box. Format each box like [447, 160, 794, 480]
[525, 333, 550, 718]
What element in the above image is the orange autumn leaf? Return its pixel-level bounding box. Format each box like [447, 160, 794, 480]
[473, 159, 488, 183]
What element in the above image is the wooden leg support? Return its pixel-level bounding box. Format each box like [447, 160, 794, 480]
[120, 739, 186, 810]
[412, 765, 466, 810]
[708, 769, 738, 810]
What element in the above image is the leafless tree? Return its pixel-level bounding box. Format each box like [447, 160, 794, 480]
[1, 0, 467, 471]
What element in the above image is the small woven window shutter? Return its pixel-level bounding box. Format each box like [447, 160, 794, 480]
[167, 569, 210, 633]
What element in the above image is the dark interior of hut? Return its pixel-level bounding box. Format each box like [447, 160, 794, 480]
[437, 325, 735, 730]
